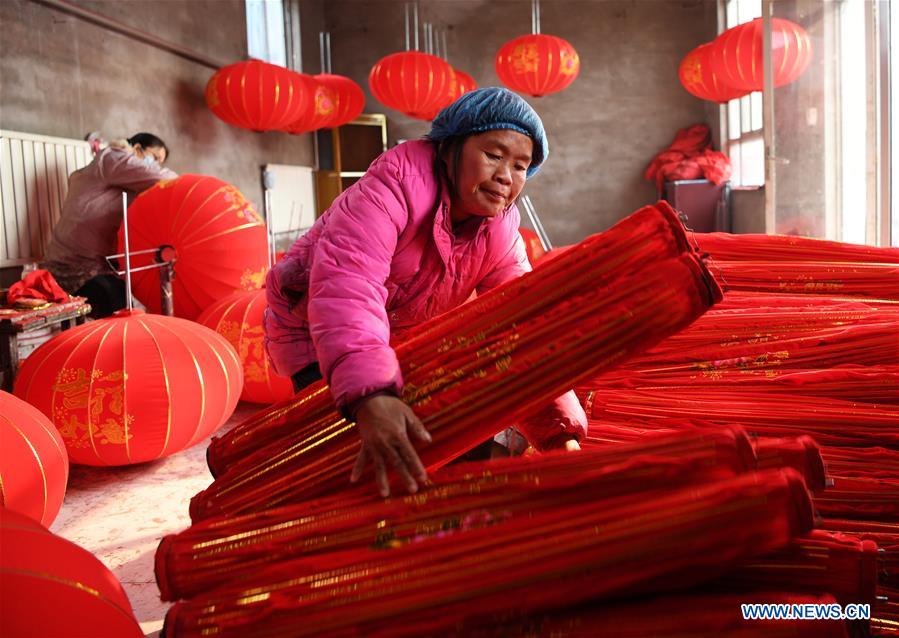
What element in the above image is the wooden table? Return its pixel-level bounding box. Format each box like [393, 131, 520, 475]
[0, 297, 91, 391]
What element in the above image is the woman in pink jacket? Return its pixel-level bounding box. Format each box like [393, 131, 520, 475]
[265, 87, 586, 497]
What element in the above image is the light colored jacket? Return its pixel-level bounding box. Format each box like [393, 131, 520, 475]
[265, 140, 585, 449]
[43, 147, 177, 292]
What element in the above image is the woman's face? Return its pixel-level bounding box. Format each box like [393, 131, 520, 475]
[447, 129, 533, 225]
[133, 144, 167, 165]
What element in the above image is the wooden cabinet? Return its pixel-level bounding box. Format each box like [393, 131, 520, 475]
[314, 114, 387, 217]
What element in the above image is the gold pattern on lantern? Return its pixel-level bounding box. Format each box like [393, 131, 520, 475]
[559, 48, 580, 75]
[218, 320, 268, 382]
[240, 267, 267, 290]
[52, 368, 134, 448]
[315, 87, 336, 116]
[223, 186, 263, 224]
[683, 51, 703, 86]
[205, 77, 221, 108]
[511, 44, 540, 73]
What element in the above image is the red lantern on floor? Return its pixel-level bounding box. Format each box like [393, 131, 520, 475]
[314, 73, 366, 128]
[282, 75, 337, 134]
[205, 60, 309, 131]
[679, 43, 748, 103]
[121, 174, 268, 321]
[369, 51, 455, 120]
[13, 309, 242, 466]
[709, 17, 813, 92]
[197, 289, 295, 404]
[0, 391, 68, 527]
[0, 509, 143, 637]
[495, 34, 580, 97]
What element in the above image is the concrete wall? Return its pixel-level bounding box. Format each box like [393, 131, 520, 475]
[0, 0, 757, 249]
[0, 0, 316, 218]
[322, 0, 722, 244]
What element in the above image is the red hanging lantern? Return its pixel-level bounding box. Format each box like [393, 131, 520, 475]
[197, 289, 295, 404]
[314, 73, 366, 128]
[121, 174, 268, 321]
[679, 42, 749, 103]
[13, 309, 242, 466]
[0, 509, 143, 637]
[0, 391, 68, 527]
[518, 227, 546, 264]
[205, 60, 310, 131]
[421, 67, 479, 121]
[495, 34, 580, 97]
[369, 51, 455, 120]
[709, 17, 813, 92]
[282, 74, 338, 134]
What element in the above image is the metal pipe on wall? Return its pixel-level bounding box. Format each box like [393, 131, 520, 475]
[31, 0, 227, 70]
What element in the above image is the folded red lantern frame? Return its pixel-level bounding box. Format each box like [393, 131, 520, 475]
[591, 305, 899, 376]
[193, 209, 721, 520]
[821, 446, 899, 483]
[158, 427, 755, 601]
[595, 367, 899, 405]
[585, 388, 899, 448]
[711, 261, 899, 299]
[813, 477, 899, 522]
[164, 469, 813, 638]
[207, 201, 698, 472]
[440, 592, 850, 638]
[754, 436, 827, 492]
[692, 232, 899, 264]
[719, 529, 880, 607]
[820, 519, 898, 589]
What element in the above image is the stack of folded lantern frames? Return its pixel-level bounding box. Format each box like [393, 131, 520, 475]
[578, 231, 899, 635]
[155, 203, 897, 636]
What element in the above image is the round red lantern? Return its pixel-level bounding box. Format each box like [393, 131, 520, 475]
[518, 227, 546, 264]
[0, 391, 68, 527]
[282, 75, 338, 134]
[197, 289, 295, 404]
[314, 73, 366, 128]
[679, 43, 749, 103]
[369, 51, 455, 120]
[0, 509, 143, 637]
[205, 60, 309, 131]
[122, 174, 268, 321]
[709, 17, 813, 92]
[13, 309, 242, 466]
[422, 67, 479, 121]
[495, 34, 580, 97]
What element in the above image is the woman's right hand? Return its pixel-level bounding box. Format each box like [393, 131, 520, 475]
[350, 394, 431, 497]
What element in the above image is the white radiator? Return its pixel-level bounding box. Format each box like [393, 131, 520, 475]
[0, 129, 92, 267]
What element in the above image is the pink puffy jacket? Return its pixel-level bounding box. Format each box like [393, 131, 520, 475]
[264, 140, 585, 449]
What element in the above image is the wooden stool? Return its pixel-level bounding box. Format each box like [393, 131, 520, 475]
[0, 297, 91, 391]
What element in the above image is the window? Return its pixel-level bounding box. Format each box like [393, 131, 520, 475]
[723, 0, 764, 187]
[246, 0, 287, 67]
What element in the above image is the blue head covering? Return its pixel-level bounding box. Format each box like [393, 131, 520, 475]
[427, 87, 548, 178]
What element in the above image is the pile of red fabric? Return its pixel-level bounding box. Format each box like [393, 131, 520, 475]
[644, 124, 733, 191]
[6, 269, 69, 305]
